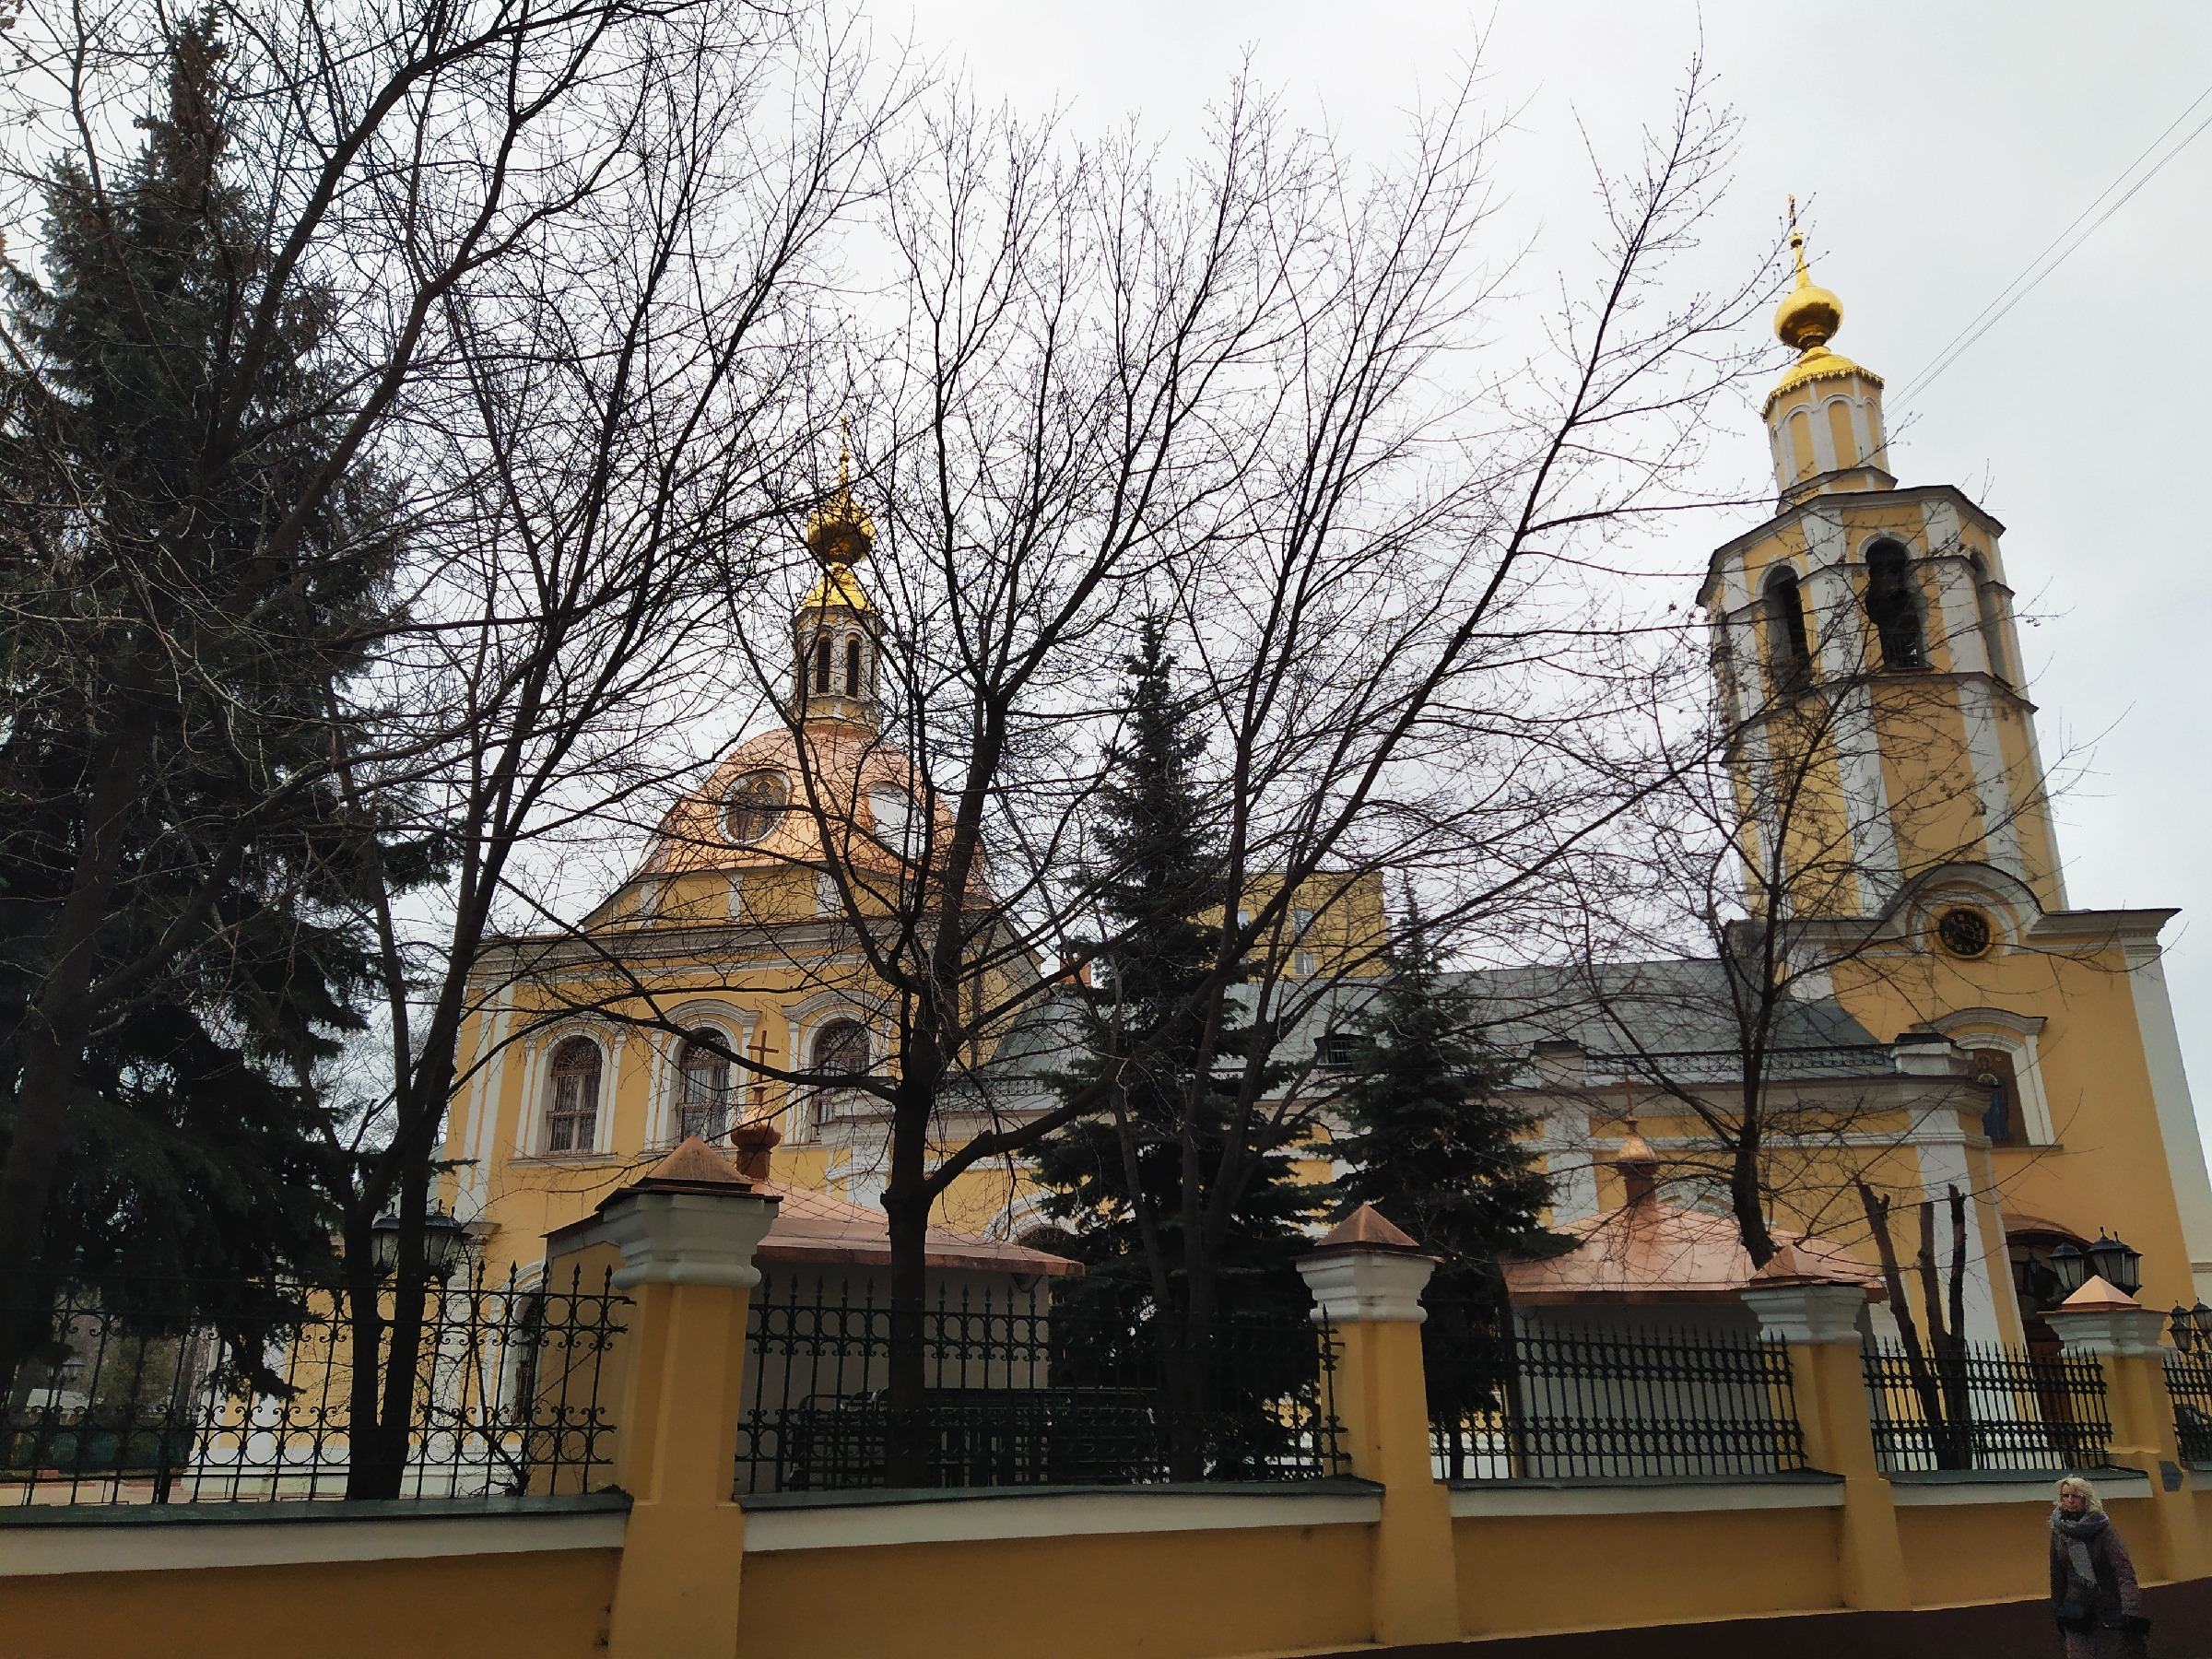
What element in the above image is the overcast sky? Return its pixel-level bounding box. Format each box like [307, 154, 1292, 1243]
[893, 1, 2212, 1170]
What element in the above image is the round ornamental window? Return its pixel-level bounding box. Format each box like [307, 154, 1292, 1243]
[724, 771, 789, 845]
[1936, 907, 1994, 959]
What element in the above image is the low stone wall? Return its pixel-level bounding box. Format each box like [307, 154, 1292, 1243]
[14, 1477, 2207, 1659]
[0, 1497, 625, 1659]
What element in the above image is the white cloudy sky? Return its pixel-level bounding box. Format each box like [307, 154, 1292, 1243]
[892, 1, 2212, 1158]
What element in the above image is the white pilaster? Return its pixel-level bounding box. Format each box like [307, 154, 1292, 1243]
[2122, 940, 2212, 1303]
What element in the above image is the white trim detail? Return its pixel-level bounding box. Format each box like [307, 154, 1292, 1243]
[1296, 1249, 1434, 1325]
[1888, 1470, 2151, 1509]
[1929, 1009, 2055, 1147]
[741, 1487, 1381, 1553]
[0, 1509, 626, 1577]
[1448, 1480, 1842, 1519]
[2121, 941, 2212, 1302]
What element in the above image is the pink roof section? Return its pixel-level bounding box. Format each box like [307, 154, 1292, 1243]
[1502, 1197, 1880, 1307]
[2054, 1274, 2139, 1312]
[546, 1135, 1080, 1279]
[748, 1178, 1082, 1278]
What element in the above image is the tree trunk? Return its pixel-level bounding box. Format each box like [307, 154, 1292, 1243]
[881, 1073, 936, 1488]
[1855, 1180, 1959, 1469]
[340, 1213, 391, 1501]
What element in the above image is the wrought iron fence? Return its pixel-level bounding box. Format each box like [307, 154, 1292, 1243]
[3, 1265, 627, 1505]
[2167, 1352, 2212, 1464]
[735, 1274, 1341, 1493]
[1423, 1307, 1806, 1480]
[1861, 1339, 2111, 1473]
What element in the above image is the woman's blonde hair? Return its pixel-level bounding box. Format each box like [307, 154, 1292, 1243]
[2055, 1476, 2104, 1512]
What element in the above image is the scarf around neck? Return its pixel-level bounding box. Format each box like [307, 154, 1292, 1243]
[2053, 1507, 2109, 1597]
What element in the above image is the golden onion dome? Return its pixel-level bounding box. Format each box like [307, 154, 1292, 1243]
[805, 440, 875, 567]
[801, 561, 875, 615]
[1774, 198, 1843, 352]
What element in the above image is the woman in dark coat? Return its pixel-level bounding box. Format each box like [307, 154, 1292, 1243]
[2050, 1477, 2148, 1659]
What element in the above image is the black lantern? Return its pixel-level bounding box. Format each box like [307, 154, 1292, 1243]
[2193, 1303, 2212, 1348]
[2173, 1306, 2202, 1355]
[2049, 1240, 2090, 1298]
[370, 1205, 470, 1281]
[2084, 1230, 2143, 1298]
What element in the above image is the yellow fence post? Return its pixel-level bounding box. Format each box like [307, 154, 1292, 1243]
[1741, 1267, 1912, 1611]
[2045, 1277, 2207, 1583]
[597, 1140, 780, 1659]
[1295, 1206, 1460, 1647]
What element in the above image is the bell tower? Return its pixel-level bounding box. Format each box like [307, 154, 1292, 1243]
[793, 443, 883, 731]
[1700, 205, 2065, 922]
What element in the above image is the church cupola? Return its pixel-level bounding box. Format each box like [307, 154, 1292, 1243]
[1763, 201, 1893, 504]
[793, 443, 883, 729]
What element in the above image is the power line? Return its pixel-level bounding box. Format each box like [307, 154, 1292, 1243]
[1892, 80, 2212, 406]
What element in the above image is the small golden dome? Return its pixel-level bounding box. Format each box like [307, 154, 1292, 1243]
[805, 439, 875, 567]
[1774, 198, 1843, 353]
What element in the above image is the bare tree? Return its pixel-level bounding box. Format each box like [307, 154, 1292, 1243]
[1547, 497, 2085, 1290]
[537, 56, 1776, 1481]
[0, 0, 899, 1482]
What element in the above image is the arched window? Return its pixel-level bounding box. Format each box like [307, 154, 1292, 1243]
[844, 635, 863, 697]
[546, 1037, 602, 1153]
[1762, 567, 1813, 691]
[677, 1030, 733, 1143]
[807, 1018, 871, 1128]
[1863, 542, 1925, 669]
[814, 635, 833, 694]
[1971, 555, 2009, 683]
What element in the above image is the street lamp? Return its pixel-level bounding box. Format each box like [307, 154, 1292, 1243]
[2049, 1240, 2089, 1299]
[370, 1206, 470, 1281]
[2084, 1230, 2143, 1299]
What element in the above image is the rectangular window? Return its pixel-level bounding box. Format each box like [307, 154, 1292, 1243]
[1318, 1030, 1361, 1069]
[1294, 950, 1317, 978]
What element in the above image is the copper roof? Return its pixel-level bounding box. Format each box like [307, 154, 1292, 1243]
[2055, 1274, 2139, 1312]
[749, 1179, 1081, 1277]
[548, 1141, 1081, 1279]
[1503, 1199, 1879, 1306]
[1310, 1204, 1424, 1253]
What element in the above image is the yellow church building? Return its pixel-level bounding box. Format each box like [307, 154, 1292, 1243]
[1487, 210, 2212, 1346]
[439, 214, 2212, 1357]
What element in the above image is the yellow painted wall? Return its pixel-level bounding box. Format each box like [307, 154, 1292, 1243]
[0, 1547, 620, 1659]
[735, 1524, 1373, 1659]
[1453, 1508, 1841, 1636]
[1897, 1501, 2049, 1606]
[1832, 940, 2199, 1312]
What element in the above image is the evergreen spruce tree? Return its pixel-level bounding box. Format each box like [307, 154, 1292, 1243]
[1328, 910, 1556, 1476]
[1033, 619, 1323, 1320]
[0, 18, 405, 1338]
[1330, 909, 1552, 1301]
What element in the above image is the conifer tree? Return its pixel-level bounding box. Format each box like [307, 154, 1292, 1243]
[1032, 619, 1322, 1317]
[1330, 910, 1552, 1305]
[0, 18, 403, 1335]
